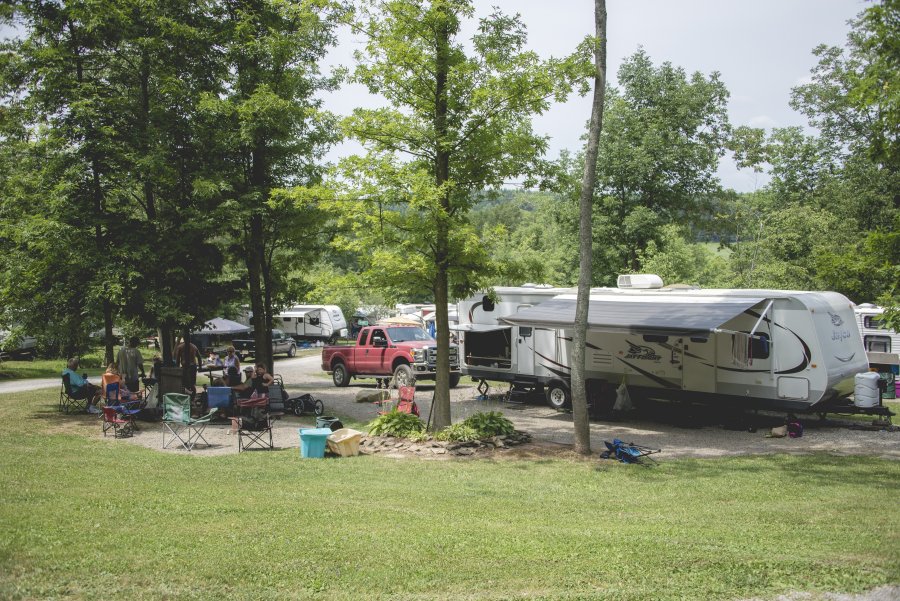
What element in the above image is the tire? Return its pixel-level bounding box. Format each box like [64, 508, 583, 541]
[294, 404, 304, 417]
[332, 362, 350, 387]
[449, 373, 461, 389]
[393, 363, 415, 388]
[314, 399, 325, 416]
[287, 344, 296, 358]
[546, 382, 571, 410]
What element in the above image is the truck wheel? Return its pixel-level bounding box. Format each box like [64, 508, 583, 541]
[332, 363, 350, 387]
[287, 344, 296, 358]
[546, 382, 571, 410]
[449, 373, 461, 389]
[393, 363, 415, 388]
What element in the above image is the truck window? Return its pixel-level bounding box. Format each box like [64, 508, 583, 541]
[371, 329, 387, 347]
[359, 330, 369, 345]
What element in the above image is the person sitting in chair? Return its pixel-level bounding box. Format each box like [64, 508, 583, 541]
[101, 363, 135, 403]
[62, 357, 101, 414]
[233, 363, 274, 399]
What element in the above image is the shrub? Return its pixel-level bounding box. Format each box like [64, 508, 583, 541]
[367, 409, 424, 437]
[434, 423, 480, 442]
[462, 411, 514, 437]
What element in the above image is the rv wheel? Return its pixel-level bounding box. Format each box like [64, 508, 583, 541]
[332, 363, 350, 387]
[546, 383, 571, 410]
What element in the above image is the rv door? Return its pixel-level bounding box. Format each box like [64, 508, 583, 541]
[680, 335, 716, 393]
[515, 327, 534, 375]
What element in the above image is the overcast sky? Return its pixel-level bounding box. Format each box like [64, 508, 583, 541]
[324, 0, 867, 192]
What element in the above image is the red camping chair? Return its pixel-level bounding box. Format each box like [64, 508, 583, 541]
[102, 406, 134, 438]
[231, 395, 277, 452]
[396, 385, 419, 417]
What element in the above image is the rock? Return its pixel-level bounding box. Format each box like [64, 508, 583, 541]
[435, 448, 447, 454]
[455, 447, 475, 456]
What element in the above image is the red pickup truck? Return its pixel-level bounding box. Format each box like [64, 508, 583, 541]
[321, 325, 461, 388]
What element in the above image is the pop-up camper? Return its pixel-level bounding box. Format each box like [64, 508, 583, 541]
[458, 278, 869, 412]
[276, 305, 348, 343]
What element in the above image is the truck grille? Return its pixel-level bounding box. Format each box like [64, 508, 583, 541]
[425, 346, 459, 368]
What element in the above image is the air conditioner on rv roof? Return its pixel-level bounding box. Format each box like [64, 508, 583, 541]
[617, 274, 664, 289]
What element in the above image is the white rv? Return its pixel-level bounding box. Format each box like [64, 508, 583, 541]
[854, 303, 900, 359]
[459, 279, 869, 413]
[276, 305, 348, 343]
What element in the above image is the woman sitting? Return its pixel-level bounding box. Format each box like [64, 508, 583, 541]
[101, 363, 135, 403]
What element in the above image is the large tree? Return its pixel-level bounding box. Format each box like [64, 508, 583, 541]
[590, 49, 731, 281]
[338, 0, 590, 429]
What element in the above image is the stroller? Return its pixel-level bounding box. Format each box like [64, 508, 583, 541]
[284, 393, 325, 417]
[601, 439, 660, 465]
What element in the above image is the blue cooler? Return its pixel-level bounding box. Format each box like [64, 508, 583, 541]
[299, 428, 332, 458]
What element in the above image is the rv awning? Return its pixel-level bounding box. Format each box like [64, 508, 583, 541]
[500, 296, 766, 336]
[450, 323, 510, 332]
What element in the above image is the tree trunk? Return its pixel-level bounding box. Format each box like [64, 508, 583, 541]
[571, 0, 608, 455]
[430, 15, 452, 430]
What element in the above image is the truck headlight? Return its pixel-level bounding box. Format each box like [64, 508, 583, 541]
[413, 349, 425, 362]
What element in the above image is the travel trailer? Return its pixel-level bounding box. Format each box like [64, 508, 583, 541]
[854, 303, 900, 358]
[276, 305, 348, 342]
[458, 278, 869, 412]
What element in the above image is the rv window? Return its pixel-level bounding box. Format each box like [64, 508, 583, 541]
[864, 316, 886, 330]
[519, 327, 532, 338]
[864, 335, 891, 353]
[689, 336, 708, 343]
[642, 335, 668, 343]
[482, 295, 495, 312]
[309, 316, 320, 326]
[747, 332, 771, 359]
[283, 317, 292, 322]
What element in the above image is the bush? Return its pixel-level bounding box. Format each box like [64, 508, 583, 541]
[434, 423, 480, 442]
[367, 409, 424, 438]
[462, 411, 514, 437]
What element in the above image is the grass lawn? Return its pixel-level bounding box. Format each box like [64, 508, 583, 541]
[0, 357, 104, 381]
[1, 389, 898, 600]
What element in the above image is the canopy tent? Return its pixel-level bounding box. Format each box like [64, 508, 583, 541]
[500, 295, 766, 336]
[197, 317, 251, 336]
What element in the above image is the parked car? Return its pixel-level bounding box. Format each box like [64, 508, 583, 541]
[232, 329, 297, 361]
[321, 325, 460, 388]
[0, 331, 37, 360]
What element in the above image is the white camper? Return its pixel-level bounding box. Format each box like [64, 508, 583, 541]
[459, 281, 869, 413]
[276, 305, 348, 342]
[854, 303, 900, 359]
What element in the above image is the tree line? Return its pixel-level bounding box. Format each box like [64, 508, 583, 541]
[1, 1, 897, 430]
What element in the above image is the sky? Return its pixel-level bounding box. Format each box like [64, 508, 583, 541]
[323, 0, 868, 192]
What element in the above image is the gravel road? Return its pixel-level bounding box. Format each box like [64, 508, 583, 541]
[94, 353, 898, 461]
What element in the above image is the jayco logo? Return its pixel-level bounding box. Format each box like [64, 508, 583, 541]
[832, 329, 851, 342]
[624, 341, 661, 361]
[828, 312, 844, 327]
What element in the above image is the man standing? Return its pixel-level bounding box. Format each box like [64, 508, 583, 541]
[116, 337, 145, 393]
[174, 336, 201, 390]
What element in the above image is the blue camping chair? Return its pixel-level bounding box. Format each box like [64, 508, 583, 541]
[602, 439, 660, 465]
[105, 382, 142, 417]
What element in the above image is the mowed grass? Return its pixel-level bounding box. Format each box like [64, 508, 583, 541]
[0, 390, 898, 600]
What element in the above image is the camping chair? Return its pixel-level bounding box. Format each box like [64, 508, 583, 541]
[396, 385, 419, 417]
[102, 406, 134, 438]
[162, 393, 217, 451]
[59, 373, 89, 414]
[601, 439, 660, 465]
[232, 395, 276, 452]
[105, 382, 142, 426]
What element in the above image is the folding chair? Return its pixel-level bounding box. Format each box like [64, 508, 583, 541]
[162, 393, 217, 451]
[105, 382, 142, 425]
[396, 385, 420, 417]
[102, 406, 134, 438]
[232, 395, 276, 452]
[601, 439, 660, 465]
[60, 373, 89, 414]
